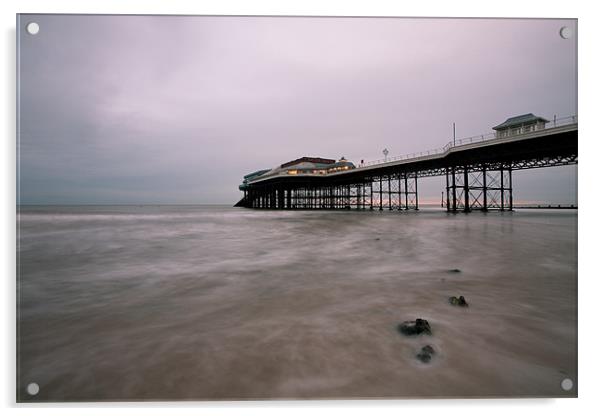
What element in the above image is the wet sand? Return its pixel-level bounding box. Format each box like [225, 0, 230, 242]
[17, 206, 577, 401]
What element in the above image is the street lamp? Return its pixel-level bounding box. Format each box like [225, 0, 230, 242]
[382, 148, 389, 162]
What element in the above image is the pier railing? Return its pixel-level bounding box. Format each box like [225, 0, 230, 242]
[362, 115, 577, 167]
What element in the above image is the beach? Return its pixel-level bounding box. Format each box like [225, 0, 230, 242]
[17, 205, 577, 400]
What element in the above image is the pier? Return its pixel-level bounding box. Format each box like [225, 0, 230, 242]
[236, 114, 577, 212]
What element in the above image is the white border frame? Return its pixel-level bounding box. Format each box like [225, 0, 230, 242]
[3, 1, 600, 414]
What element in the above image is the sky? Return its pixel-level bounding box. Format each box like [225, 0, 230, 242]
[17, 15, 577, 204]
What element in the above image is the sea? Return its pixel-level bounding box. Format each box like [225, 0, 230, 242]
[16, 205, 577, 401]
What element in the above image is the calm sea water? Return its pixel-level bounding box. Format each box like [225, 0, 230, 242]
[17, 205, 577, 401]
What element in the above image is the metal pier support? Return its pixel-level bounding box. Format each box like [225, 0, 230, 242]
[446, 164, 513, 212]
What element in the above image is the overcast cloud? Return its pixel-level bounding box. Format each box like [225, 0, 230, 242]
[17, 15, 577, 204]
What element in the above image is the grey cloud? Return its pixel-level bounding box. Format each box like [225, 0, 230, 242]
[18, 16, 577, 204]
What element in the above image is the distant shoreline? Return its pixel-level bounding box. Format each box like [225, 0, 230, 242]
[16, 203, 578, 210]
[16, 203, 234, 207]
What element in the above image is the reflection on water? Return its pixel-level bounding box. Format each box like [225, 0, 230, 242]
[17, 205, 577, 400]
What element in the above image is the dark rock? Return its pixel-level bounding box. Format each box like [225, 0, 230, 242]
[449, 296, 469, 307]
[375, 238, 381, 241]
[421, 345, 435, 355]
[416, 345, 435, 363]
[416, 351, 432, 363]
[398, 318, 432, 336]
[448, 269, 462, 273]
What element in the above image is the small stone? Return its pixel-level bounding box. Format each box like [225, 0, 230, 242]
[421, 345, 435, 355]
[416, 352, 432, 363]
[416, 345, 435, 363]
[448, 269, 461, 273]
[375, 238, 381, 241]
[398, 318, 432, 336]
[449, 296, 468, 307]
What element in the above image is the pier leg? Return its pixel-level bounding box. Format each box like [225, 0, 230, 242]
[379, 176, 383, 211]
[500, 168, 505, 211]
[332, 186, 335, 209]
[398, 175, 402, 210]
[414, 175, 419, 210]
[364, 184, 366, 210]
[388, 176, 392, 210]
[452, 167, 457, 212]
[404, 175, 409, 210]
[362, 183, 365, 209]
[330, 186, 334, 209]
[482, 166, 488, 212]
[347, 184, 351, 209]
[319, 187, 321, 209]
[508, 167, 513, 211]
[333, 186, 337, 209]
[306, 187, 309, 209]
[446, 168, 450, 211]
[463, 167, 470, 213]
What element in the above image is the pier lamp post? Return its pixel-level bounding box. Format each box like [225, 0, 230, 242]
[382, 148, 389, 162]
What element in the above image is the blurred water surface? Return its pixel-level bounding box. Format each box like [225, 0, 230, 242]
[17, 205, 577, 400]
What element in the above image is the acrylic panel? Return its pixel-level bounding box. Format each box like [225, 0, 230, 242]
[16, 14, 578, 402]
